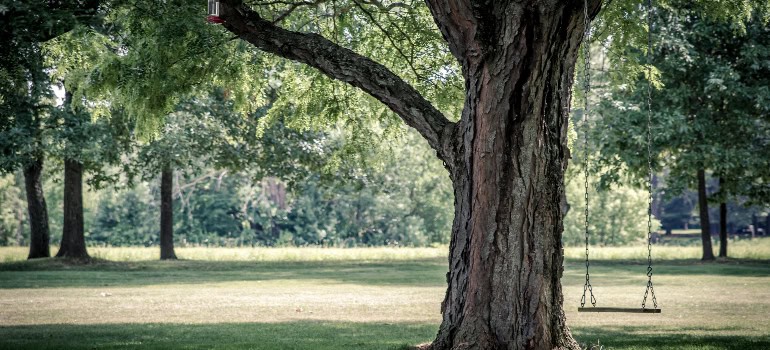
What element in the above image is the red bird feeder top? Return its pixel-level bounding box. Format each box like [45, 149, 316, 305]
[207, 15, 224, 24]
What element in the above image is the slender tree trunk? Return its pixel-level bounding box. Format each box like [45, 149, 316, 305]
[55, 159, 89, 260]
[16, 206, 25, 246]
[160, 166, 177, 260]
[751, 212, 758, 239]
[696, 169, 715, 261]
[718, 178, 727, 258]
[23, 158, 50, 259]
[717, 202, 728, 257]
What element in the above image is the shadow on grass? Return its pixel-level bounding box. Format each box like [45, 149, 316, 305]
[1, 322, 767, 350]
[0, 321, 437, 350]
[573, 326, 770, 350]
[2, 257, 769, 289]
[564, 259, 770, 278]
[0, 258, 448, 289]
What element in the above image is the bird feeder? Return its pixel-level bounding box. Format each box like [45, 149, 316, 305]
[207, 0, 224, 24]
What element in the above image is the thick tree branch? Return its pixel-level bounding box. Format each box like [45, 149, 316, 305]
[218, 0, 453, 158]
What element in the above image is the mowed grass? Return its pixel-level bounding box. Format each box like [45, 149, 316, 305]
[1, 240, 769, 349]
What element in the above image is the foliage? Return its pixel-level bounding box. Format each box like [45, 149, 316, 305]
[91, 182, 157, 246]
[563, 172, 659, 246]
[658, 191, 696, 230]
[0, 173, 25, 246]
[72, 0, 267, 133]
[592, 5, 770, 206]
[591, 0, 770, 88]
[84, 127, 452, 247]
[0, 0, 100, 174]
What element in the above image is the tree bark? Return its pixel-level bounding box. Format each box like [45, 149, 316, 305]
[160, 166, 177, 260]
[430, 4, 592, 348]
[218, 1, 600, 348]
[23, 158, 50, 259]
[718, 178, 727, 258]
[55, 159, 89, 260]
[696, 169, 715, 261]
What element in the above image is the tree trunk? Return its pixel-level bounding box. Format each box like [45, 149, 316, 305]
[718, 202, 727, 258]
[23, 158, 50, 259]
[430, 6, 591, 350]
[160, 166, 177, 260]
[718, 178, 727, 258]
[55, 159, 89, 260]
[696, 169, 715, 261]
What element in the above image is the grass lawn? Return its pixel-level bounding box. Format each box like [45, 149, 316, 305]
[1, 240, 769, 349]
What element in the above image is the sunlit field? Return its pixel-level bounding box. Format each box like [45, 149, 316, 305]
[1, 239, 769, 349]
[0, 245, 448, 263]
[2, 237, 769, 263]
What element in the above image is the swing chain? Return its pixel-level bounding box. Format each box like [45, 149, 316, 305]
[641, 0, 658, 311]
[580, 0, 596, 309]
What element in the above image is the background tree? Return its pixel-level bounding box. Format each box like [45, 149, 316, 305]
[81, 123, 453, 248]
[40, 26, 133, 260]
[0, 173, 26, 246]
[593, 4, 770, 260]
[0, 0, 100, 259]
[563, 173, 659, 246]
[44, 91, 130, 259]
[134, 92, 250, 259]
[134, 89, 332, 258]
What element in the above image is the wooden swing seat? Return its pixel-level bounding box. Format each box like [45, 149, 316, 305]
[578, 307, 661, 313]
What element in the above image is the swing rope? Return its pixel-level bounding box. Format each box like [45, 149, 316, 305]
[580, 0, 596, 309]
[642, 0, 658, 311]
[578, 0, 660, 313]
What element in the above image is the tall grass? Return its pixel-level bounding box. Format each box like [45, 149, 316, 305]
[564, 237, 770, 261]
[0, 246, 447, 263]
[2, 237, 769, 263]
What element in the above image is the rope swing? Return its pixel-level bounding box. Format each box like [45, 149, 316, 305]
[577, 0, 661, 314]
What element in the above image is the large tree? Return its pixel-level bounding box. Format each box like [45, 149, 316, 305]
[215, 0, 598, 348]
